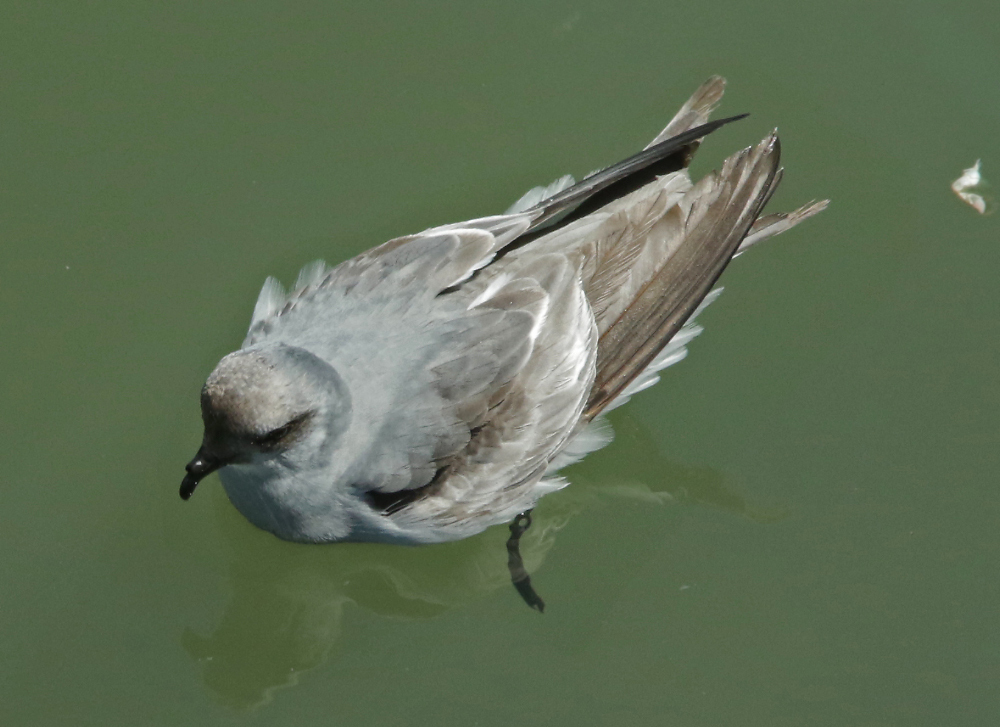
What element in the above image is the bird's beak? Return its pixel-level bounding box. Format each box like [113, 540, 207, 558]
[180, 447, 224, 500]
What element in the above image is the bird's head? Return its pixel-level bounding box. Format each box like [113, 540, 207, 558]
[181, 343, 351, 500]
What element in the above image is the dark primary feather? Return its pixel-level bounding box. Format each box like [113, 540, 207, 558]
[583, 135, 782, 419]
[508, 114, 749, 250]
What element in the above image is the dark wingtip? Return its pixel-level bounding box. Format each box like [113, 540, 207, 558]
[518, 112, 754, 241]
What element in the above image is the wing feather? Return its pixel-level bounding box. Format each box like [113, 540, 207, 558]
[387, 252, 597, 538]
[584, 133, 782, 419]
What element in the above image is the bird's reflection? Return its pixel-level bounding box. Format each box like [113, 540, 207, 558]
[182, 412, 784, 709]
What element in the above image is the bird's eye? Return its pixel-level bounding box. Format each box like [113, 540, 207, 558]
[251, 413, 311, 449]
[256, 423, 294, 445]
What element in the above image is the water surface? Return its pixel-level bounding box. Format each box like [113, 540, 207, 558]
[2, 1, 999, 724]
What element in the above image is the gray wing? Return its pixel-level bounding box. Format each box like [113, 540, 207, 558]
[502, 132, 819, 422]
[583, 134, 782, 417]
[393, 136, 789, 538]
[388, 250, 597, 539]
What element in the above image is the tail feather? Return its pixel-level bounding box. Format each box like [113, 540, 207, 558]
[737, 199, 830, 255]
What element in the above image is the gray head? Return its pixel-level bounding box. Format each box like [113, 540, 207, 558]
[181, 343, 351, 499]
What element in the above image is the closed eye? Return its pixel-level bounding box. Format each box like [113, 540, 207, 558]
[251, 412, 312, 449]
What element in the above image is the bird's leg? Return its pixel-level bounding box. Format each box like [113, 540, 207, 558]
[506, 510, 545, 613]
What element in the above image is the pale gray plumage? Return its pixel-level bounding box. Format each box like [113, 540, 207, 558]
[181, 77, 827, 545]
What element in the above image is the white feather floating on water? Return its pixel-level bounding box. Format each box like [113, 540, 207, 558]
[951, 160, 993, 215]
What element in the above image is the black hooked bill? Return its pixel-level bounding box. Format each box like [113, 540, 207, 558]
[180, 449, 222, 500]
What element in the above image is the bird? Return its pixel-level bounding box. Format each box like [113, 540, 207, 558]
[181, 77, 826, 552]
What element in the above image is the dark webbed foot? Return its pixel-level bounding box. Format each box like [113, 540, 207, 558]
[506, 511, 545, 613]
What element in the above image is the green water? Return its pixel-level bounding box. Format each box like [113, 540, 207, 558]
[3, 1, 999, 724]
